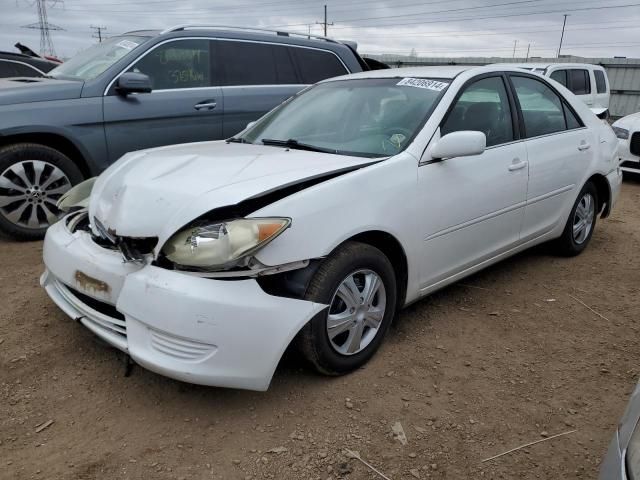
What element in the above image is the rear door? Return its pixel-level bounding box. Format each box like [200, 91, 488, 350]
[509, 74, 595, 240]
[103, 38, 223, 163]
[218, 41, 350, 138]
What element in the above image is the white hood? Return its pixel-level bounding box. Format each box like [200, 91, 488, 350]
[613, 112, 640, 132]
[89, 140, 375, 246]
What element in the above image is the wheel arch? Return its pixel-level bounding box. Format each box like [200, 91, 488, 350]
[588, 173, 612, 218]
[0, 132, 92, 178]
[258, 229, 410, 309]
[346, 230, 409, 310]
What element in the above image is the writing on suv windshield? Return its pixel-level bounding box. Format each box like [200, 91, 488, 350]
[240, 77, 450, 158]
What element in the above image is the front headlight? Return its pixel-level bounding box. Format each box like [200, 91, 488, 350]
[613, 126, 629, 140]
[162, 218, 290, 269]
[57, 177, 97, 212]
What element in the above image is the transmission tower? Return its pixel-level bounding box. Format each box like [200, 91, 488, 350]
[22, 0, 64, 57]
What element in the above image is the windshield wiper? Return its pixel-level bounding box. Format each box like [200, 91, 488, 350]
[261, 138, 337, 154]
[226, 137, 251, 144]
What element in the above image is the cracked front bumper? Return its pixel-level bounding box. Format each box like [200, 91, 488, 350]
[41, 219, 325, 391]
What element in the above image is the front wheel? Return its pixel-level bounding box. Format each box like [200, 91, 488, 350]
[0, 143, 84, 240]
[553, 181, 598, 256]
[298, 241, 397, 375]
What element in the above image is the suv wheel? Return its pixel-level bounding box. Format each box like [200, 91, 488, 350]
[0, 143, 83, 240]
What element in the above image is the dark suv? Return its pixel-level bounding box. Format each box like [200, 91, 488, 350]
[0, 25, 369, 239]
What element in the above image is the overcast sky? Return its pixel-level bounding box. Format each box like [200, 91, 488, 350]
[1, 0, 639, 60]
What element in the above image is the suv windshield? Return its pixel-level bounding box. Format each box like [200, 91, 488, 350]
[240, 77, 450, 158]
[49, 35, 149, 81]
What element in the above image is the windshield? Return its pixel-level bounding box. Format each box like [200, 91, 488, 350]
[240, 77, 450, 158]
[49, 35, 149, 81]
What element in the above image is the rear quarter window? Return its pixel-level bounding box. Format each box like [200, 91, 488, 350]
[291, 48, 348, 84]
[594, 70, 607, 93]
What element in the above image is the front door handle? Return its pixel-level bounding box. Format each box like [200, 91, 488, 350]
[578, 141, 591, 151]
[194, 100, 217, 111]
[508, 158, 528, 171]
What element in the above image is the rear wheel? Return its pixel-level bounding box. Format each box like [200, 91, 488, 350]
[0, 143, 83, 241]
[553, 181, 598, 256]
[299, 241, 397, 375]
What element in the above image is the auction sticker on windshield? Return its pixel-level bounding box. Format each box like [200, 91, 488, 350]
[116, 40, 139, 50]
[397, 78, 449, 91]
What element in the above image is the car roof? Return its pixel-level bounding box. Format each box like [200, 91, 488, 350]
[326, 65, 473, 81]
[496, 62, 605, 71]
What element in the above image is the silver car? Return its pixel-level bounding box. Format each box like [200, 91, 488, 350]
[600, 381, 640, 479]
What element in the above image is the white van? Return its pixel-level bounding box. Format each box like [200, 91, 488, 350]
[499, 63, 610, 118]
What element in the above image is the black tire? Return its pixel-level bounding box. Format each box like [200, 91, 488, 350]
[0, 143, 84, 241]
[298, 241, 397, 375]
[553, 181, 598, 257]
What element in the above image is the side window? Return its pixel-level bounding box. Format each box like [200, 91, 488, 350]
[511, 76, 567, 137]
[291, 48, 348, 84]
[0, 61, 18, 78]
[441, 76, 513, 148]
[549, 69, 567, 87]
[128, 39, 211, 90]
[568, 69, 591, 95]
[273, 46, 299, 84]
[594, 70, 607, 93]
[12, 63, 42, 77]
[219, 41, 277, 86]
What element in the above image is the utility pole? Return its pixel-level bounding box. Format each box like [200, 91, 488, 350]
[525, 43, 531, 60]
[315, 5, 333, 37]
[557, 14, 569, 58]
[512, 40, 518, 58]
[21, 0, 64, 57]
[90, 25, 107, 42]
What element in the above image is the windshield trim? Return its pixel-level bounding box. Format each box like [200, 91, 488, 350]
[238, 76, 452, 159]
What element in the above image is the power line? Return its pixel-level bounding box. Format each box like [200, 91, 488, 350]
[90, 24, 107, 42]
[20, 0, 64, 57]
[315, 4, 333, 37]
[269, 1, 640, 29]
[557, 14, 569, 57]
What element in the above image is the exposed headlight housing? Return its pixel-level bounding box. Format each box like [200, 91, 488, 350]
[162, 218, 290, 270]
[57, 177, 97, 212]
[613, 126, 630, 140]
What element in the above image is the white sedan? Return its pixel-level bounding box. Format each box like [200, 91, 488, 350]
[41, 66, 623, 390]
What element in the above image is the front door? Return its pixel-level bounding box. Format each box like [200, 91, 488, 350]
[418, 75, 528, 290]
[103, 38, 223, 163]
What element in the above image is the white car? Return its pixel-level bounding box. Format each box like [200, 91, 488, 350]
[41, 65, 623, 391]
[612, 112, 640, 173]
[502, 63, 610, 118]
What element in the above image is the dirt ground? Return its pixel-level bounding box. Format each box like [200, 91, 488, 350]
[1, 177, 640, 480]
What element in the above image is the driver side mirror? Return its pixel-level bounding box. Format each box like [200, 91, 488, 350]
[430, 130, 486, 160]
[116, 72, 152, 95]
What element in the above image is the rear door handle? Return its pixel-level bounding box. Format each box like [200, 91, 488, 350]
[194, 100, 217, 111]
[578, 142, 591, 151]
[508, 159, 528, 171]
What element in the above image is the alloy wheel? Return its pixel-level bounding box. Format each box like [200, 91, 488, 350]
[573, 192, 595, 245]
[326, 269, 387, 356]
[0, 160, 72, 230]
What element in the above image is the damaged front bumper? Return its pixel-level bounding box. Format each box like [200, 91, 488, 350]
[41, 218, 325, 391]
